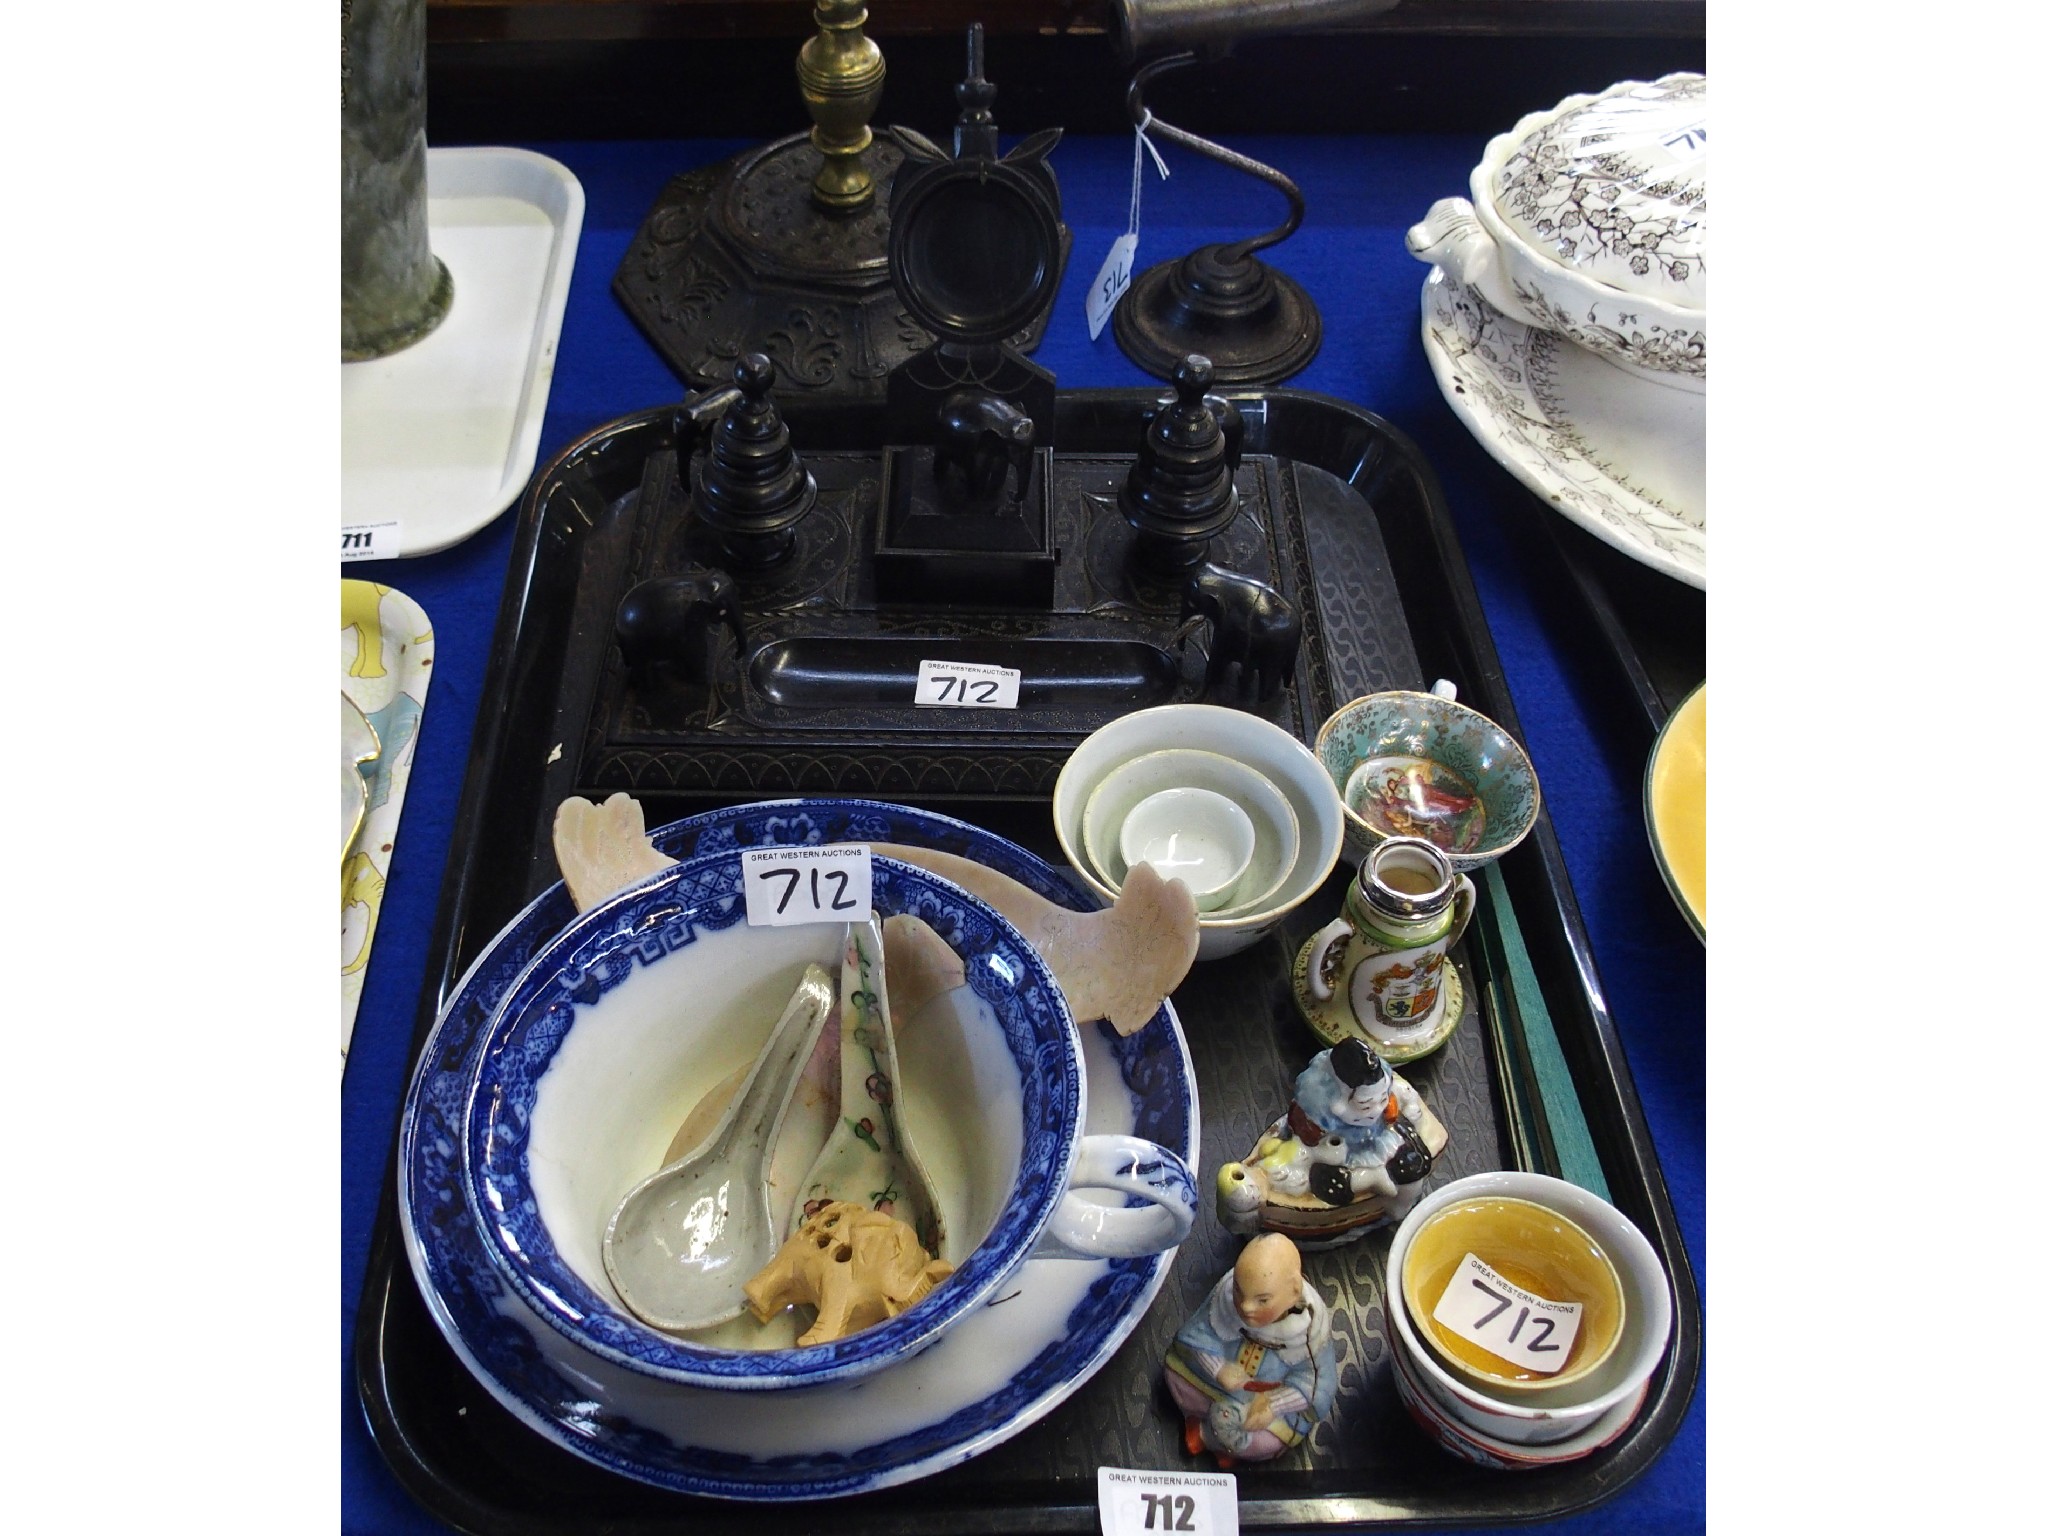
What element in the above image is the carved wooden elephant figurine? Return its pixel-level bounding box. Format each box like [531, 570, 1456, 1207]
[743, 1201, 954, 1347]
[614, 568, 747, 683]
[935, 389, 1036, 501]
[1180, 564, 1302, 704]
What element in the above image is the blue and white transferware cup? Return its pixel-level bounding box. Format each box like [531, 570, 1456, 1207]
[462, 849, 1197, 1392]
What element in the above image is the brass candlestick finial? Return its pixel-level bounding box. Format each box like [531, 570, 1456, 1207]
[799, 0, 886, 209]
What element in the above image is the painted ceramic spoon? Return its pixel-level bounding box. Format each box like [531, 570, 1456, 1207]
[791, 917, 947, 1259]
[601, 964, 836, 1333]
[660, 915, 962, 1149]
[656, 914, 962, 1247]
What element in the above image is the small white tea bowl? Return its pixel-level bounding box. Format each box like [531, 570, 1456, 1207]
[1385, 1172, 1672, 1452]
[1079, 747, 1300, 917]
[461, 848, 1198, 1393]
[1055, 705, 1343, 960]
[1117, 786, 1257, 912]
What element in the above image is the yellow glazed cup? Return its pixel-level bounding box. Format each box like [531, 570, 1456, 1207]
[1401, 1195, 1626, 1396]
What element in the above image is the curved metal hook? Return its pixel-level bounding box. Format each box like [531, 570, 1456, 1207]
[1125, 53, 1305, 260]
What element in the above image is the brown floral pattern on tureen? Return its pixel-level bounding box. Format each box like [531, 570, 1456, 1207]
[1422, 270, 1705, 584]
[1508, 281, 1707, 383]
[1494, 74, 1706, 305]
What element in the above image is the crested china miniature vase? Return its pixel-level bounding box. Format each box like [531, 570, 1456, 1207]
[1295, 837, 1474, 1061]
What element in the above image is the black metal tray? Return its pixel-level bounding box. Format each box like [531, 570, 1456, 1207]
[353, 387, 1700, 1532]
[1536, 514, 1706, 741]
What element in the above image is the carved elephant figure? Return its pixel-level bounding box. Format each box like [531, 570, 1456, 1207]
[614, 568, 747, 683]
[743, 1201, 954, 1348]
[1180, 565, 1302, 704]
[934, 389, 1036, 501]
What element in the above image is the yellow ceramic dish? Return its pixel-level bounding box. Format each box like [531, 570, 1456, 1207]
[1401, 1195, 1626, 1396]
[1645, 682, 1705, 940]
[343, 580, 434, 1072]
[341, 691, 381, 866]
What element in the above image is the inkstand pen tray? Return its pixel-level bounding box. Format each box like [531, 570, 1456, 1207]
[354, 380, 1700, 1531]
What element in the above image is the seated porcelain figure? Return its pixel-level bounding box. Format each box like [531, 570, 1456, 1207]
[1163, 1233, 1337, 1467]
[1217, 1038, 1447, 1245]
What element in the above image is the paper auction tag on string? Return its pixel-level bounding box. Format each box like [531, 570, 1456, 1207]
[1429, 1252, 1584, 1374]
[1098, 1467, 1238, 1536]
[341, 521, 402, 562]
[742, 844, 872, 927]
[1087, 116, 1171, 341]
[913, 658, 1021, 709]
[1086, 233, 1140, 341]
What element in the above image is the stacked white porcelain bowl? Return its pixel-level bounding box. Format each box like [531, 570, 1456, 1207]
[1053, 703, 1346, 959]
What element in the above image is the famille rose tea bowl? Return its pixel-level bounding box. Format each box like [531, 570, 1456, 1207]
[1315, 683, 1539, 873]
[1385, 1172, 1672, 1456]
[459, 846, 1197, 1394]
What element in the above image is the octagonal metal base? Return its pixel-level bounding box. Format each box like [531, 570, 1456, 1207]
[614, 133, 1068, 406]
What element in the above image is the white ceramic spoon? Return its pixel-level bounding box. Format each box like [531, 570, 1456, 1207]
[601, 965, 836, 1334]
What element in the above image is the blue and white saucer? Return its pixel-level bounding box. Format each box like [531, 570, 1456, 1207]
[399, 799, 1199, 1501]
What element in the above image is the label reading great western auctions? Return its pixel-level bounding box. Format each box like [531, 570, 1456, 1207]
[1429, 1252, 1584, 1374]
[1098, 1467, 1238, 1536]
[341, 521, 402, 562]
[914, 658, 1021, 709]
[742, 844, 872, 927]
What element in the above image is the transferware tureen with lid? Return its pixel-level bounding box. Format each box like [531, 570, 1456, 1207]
[1407, 73, 1706, 391]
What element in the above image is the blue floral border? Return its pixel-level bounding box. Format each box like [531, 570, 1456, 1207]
[399, 799, 1196, 1498]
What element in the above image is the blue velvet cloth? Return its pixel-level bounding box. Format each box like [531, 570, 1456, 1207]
[341, 133, 1705, 1532]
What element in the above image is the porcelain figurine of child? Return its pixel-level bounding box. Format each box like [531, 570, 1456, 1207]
[1217, 1037, 1446, 1244]
[1163, 1233, 1337, 1466]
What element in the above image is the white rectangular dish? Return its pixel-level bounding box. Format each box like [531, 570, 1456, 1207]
[341, 147, 585, 559]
